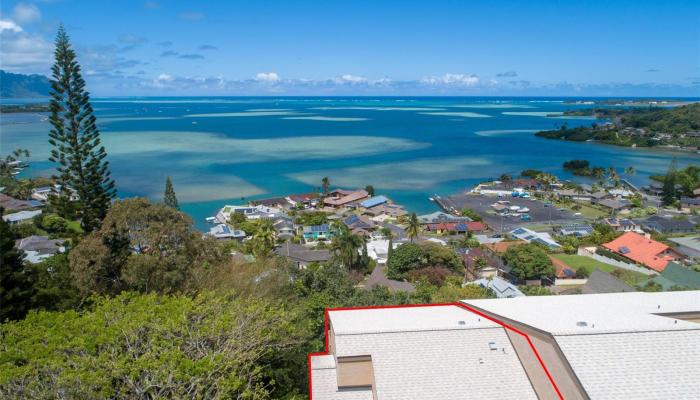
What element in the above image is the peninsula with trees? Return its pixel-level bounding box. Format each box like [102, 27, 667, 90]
[535, 103, 700, 151]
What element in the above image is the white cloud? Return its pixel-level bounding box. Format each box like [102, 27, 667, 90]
[0, 21, 53, 72]
[335, 74, 368, 84]
[0, 19, 23, 33]
[255, 72, 280, 82]
[421, 73, 479, 86]
[13, 3, 41, 24]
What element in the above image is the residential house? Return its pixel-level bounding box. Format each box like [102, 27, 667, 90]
[641, 215, 696, 234]
[0, 193, 42, 211]
[668, 235, 700, 258]
[30, 186, 59, 202]
[362, 265, 415, 293]
[31, 185, 79, 202]
[645, 262, 700, 290]
[555, 188, 606, 203]
[643, 181, 665, 196]
[464, 292, 700, 400]
[215, 204, 284, 223]
[364, 238, 397, 264]
[16, 235, 66, 264]
[595, 198, 632, 212]
[286, 193, 318, 208]
[680, 196, 700, 211]
[483, 240, 526, 256]
[363, 203, 407, 219]
[509, 227, 561, 249]
[550, 256, 578, 280]
[273, 218, 296, 241]
[472, 276, 525, 298]
[302, 224, 334, 242]
[424, 221, 486, 235]
[603, 217, 640, 232]
[556, 224, 593, 237]
[2, 209, 41, 224]
[250, 196, 289, 209]
[578, 269, 635, 294]
[343, 214, 374, 235]
[359, 195, 389, 209]
[323, 189, 369, 208]
[602, 231, 683, 272]
[207, 224, 246, 240]
[417, 211, 471, 224]
[456, 247, 498, 279]
[310, 305, 539, 400]
[274, 242, 331, 268]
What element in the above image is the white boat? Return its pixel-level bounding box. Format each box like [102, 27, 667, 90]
[509, 205, 520, 211]
[205, 217, 217, 223]
[517, 207, 530, 213]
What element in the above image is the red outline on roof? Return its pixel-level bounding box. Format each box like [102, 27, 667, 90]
[308, 302, 564, 400]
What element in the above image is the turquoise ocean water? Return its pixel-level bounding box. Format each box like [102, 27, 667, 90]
[2, 97, 698, 230]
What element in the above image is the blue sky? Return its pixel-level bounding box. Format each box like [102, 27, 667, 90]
[1, 0, 699, 96]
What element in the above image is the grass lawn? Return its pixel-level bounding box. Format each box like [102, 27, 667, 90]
[551, 199, 608, 219]
[552, 254, 648, 286]
[66, 219, 83, 234]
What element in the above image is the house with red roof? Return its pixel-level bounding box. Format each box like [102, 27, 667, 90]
[424, 221, 486, 235]
[602, 231, 683, 272]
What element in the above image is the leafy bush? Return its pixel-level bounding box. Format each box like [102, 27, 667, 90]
[0, 292, 306, 399]
[503, 243, 554, 281]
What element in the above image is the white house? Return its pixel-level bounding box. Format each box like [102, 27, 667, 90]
[2, 210, 42, 224]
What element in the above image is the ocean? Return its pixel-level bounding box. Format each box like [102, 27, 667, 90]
[2, 96, 698, 230]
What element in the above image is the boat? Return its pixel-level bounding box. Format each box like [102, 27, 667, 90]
[205, 216, 217, 223]
[517, 207, 530, 213]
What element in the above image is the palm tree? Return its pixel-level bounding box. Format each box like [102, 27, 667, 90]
[330, 224, 363, 269]
[253, 219, 276, 257]
[321, 177, 330, 196]
[624, 166, 636, 176]
[607, 166, 620, 188]
[406, 213, 420, 242]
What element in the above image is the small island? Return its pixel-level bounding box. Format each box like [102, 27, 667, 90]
[535, 103, 700, 151]
[0, 103, 51, 113]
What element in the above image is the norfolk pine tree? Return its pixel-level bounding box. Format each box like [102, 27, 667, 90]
[48, 26, 116, 232]
[163, 177, 179, 209]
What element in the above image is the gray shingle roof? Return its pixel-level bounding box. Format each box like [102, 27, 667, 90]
[581, 269, 635, 294]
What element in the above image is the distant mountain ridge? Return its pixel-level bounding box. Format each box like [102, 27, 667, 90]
[0, 70, 51, 98]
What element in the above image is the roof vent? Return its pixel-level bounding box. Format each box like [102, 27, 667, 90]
[576, 321, 588, 327]
[488, 342, 497, 351]
[458, 320, 466, 325]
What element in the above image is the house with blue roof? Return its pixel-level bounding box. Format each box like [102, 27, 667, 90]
[509, 227, 561, 249]
[360, 195, 389, 209]
[303, 224, 334, 242]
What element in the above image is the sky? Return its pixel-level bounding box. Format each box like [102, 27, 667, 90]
[1, 0, 699, 96]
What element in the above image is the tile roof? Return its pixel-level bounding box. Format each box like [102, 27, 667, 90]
[550, 256, 578, 279]
[323, 189, 369, 206]
[483, 240, 526, 254]
[464, 291, 700, 336]
[555, 330, 700, 400]
[602, 231, 677, 272]
[320, 305, 538, 400]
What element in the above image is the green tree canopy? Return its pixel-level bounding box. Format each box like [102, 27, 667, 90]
[48, 26, 115, 232]
[163, 176, 179, 210]
[503, 243, 554, 281]
[0, 292, 306, 399]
